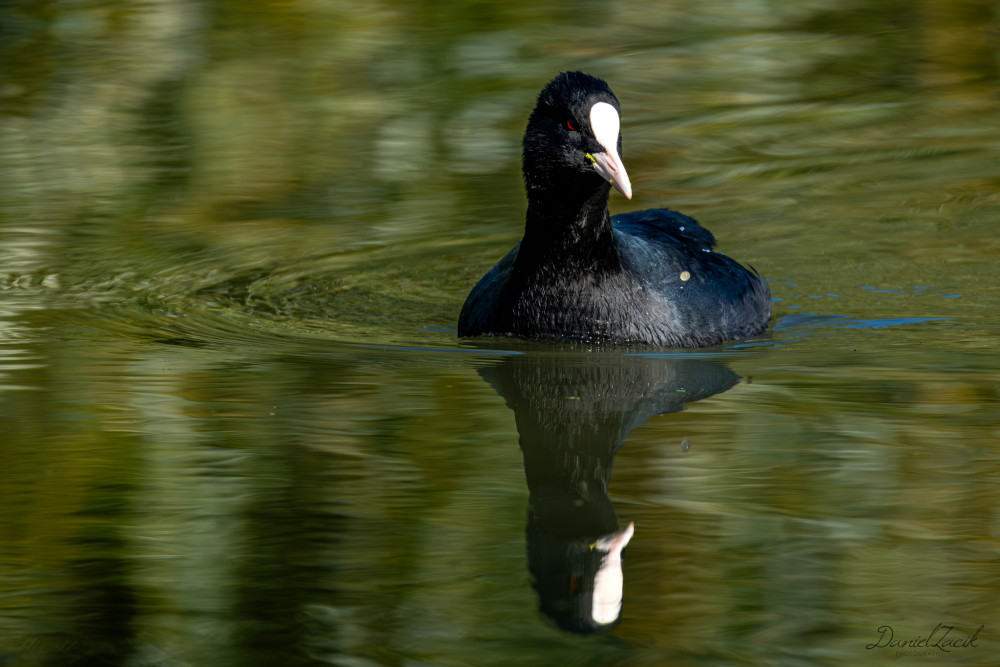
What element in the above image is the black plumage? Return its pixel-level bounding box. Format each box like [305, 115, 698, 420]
[458, 72, 771, 347]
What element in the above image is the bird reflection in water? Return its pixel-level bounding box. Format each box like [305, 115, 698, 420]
[478, 352, 739, 634]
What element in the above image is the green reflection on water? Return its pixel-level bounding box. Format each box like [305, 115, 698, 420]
[1, 1, 999, 665]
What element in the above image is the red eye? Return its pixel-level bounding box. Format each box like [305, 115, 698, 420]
[565, 119, 577, 131]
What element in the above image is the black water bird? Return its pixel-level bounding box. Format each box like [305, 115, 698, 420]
[458, 72, 771, 347]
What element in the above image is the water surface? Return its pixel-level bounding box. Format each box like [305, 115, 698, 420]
[1, 1, 999, 665]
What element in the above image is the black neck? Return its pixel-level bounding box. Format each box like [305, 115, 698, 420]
[517, 179, 620, 273]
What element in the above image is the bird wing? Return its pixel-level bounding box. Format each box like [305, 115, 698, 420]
[611, 207, 769, 323]
[611, 208, 716, 250]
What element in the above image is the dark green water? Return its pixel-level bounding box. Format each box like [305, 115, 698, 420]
[2, 2, 999, 665]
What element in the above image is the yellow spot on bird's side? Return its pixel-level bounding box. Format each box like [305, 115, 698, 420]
[680, 271, 691, 281]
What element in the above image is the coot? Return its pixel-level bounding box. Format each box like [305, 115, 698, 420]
[458, 72, 771, 347]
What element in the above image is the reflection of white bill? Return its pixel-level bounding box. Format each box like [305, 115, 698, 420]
[591, 522, 635, 625]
